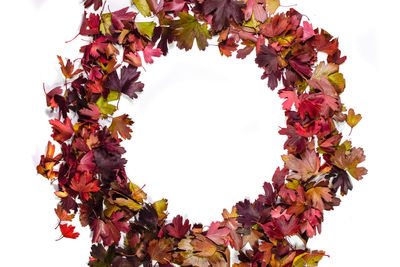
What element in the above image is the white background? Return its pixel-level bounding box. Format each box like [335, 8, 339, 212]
[1, 0, 399, 266]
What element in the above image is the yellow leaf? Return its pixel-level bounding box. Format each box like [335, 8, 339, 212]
[346, 108, 362, 129]
[129, 182, 147, 203]
[153, 198, 168, 220]
[114, 197, 142, 211]
[328, 72, 345, 93]
[266, 0, 280, 14]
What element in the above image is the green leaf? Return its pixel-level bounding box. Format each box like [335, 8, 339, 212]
[95, 91, 120, 117]
[132, 0, 151, 17]
[135, 21, 156, 38]
[171, 12, 211, 51]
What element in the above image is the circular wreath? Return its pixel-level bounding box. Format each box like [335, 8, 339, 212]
[37, 0, 367, 266]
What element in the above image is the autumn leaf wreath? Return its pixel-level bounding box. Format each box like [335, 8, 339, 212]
[37, 0, 367, 266]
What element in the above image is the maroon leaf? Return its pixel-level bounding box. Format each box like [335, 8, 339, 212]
[203, 0, 244, 32]
[105, 65, 144, 99]
[165, 215, 191, 239]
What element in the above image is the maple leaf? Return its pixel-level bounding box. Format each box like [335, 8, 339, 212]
[93, 148, 127, 179]
[111, 7, 136, 30]
[79, 103, 101, 121]
[244, 0, 267, 22]
[57, 56, 82, 79]
[91, 219, 114, 246]
[262, 215, 299, 239]
[49, 117, 74, 143]
[70, 172, 101, 201]
[257, 182, 276, 206]
[109, 114, 134, 140]
[206, 222, 230, 245]
[346, 108, 362, 131]
[218, 37, 238, 57]
[297, 96, 321, 119]
[255, 45, 281, 89]
[165, 215, 191, 239]
[164, 0, 189, 15]
[327, 166, 353, 196]
[260, 13, 289, 38]
[178, 239, 210, 266]
[77, 150, 96, 172]
[279, 125, 307, 154]
[129, 182, 147, 203]
[60, 224, 80, 239]
[259, 242, 273, 264]
[80, 12, 100, 36]
[84, 0, 103, 10]
[147, 238, 174, 264]
[81, 36, 108, 61]
[300, 208, 322, 237]
[272, 167, 288, 190]
[282, 149, 321, 181]
[279, 90, 299, 110]
[105, 65, 144, 99]
[331, 144, 367, 180]
[143, 43, 163, 63]
[171, 12, 211, 51]
[137, 204, 159, 230]
[235, 199, 262, 227]
[45, 86, 62, 108]
[191, 234, 217, 257]
[302, 21, 314, 41]
[37, 141, 62, 179]
[312, 29, 339, 56]
[110, 211, 130, 232]
[306, 186, 333, 211]
[55, 205, 75, 222]
[152, 198, 168, 220]
[203, 0, 244, 32]
[220, 208, 242, 250]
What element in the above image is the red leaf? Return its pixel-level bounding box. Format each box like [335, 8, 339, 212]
[218, 37, 238, 57]
[79, 103, 101, 121]
[206, 222, 230, 245]
[77, 150, 96, 172]
[279, 90, 299, 110]
[165, 215, 191, 239]
[302, 21, 314, 41]
[49, 117, 74, 143]
[80, 12, 100, 36]
[143, 43, 162, 64]
[70, 172, 100, 201]
[111, 7, 136, 30]
[244, 0, 267, 22]
[262, 215, 299, 239]
[60, 224, 80, 239]
[110, 211, 130, 233]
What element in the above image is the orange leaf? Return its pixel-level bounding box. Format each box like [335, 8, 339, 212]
[109, 114, 134, 139]
[306, 187, 332, 211]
